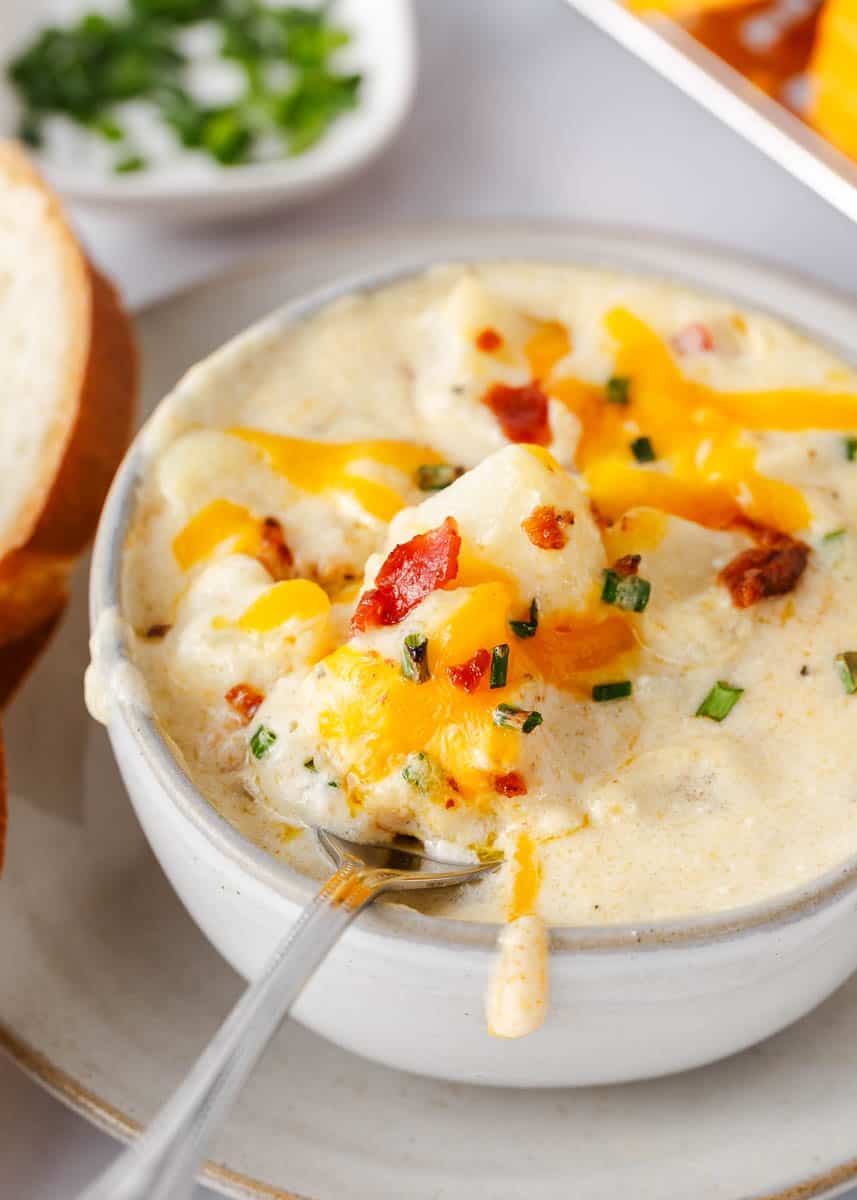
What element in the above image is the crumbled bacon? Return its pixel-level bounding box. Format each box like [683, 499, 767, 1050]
[482, 381, 551, 445]
[475, 327, 503, 352]
[671, 322, 715, 355]
[351, 517, 462, 632]
[447, 648, 491, 693]
[494, 771, 528, 797]
[225, 682, 265, 724]
[719, 534, 810, 609]
[256, 517, 294, 581]
[522, 505, 574, 551]
[612, 554, 641, 577]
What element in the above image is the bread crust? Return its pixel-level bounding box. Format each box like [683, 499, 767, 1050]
[0, 142, 137, 648]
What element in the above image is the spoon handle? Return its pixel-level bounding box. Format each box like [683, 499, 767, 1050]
[78, 860, 380, 1200]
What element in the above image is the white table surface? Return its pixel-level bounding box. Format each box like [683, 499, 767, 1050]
[4, 0, 857, 1196]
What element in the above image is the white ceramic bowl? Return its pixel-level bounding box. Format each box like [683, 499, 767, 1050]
[0, 0, 415, 220]
[89, 244, 857, 1088]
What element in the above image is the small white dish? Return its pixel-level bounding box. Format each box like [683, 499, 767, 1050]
[0, 0, 415, 220]
[6, 226, 857, 1198]
[88, 224, 857, 1090]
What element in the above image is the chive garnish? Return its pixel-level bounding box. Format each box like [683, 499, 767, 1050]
[835, 652, 857, 695]
[115, 154, 146, 174]
[823, 528, 846, 543]
[509, 599, 539, 639]
[493, 703, 543, 733]
[601, 569, 651, 612]
[327, 779, 340, 788]
[250, 725, 277, 759]
[401, 633, 430, 683]
[846, 436, 857, 462]
[630, 435, 656, 463]
[592, 681, 632, 702]
[402, 751, 439, 791]
[303, 757, 317, 772]
[606, 375, 630, 406]
[696, 681, 743, 721]
[490, 643, 510, 689]
[417, 463, 462, 491]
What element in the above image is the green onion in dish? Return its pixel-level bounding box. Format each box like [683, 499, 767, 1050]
[490, 643, 510, 689]
[592, 681, 632, 703]
[823, 528, 846, 544]
[696, 681, 743, 722]
[401, 752, 440, 792]
[606, 376, 630, 406]
[417, 464, 462, 492]
[493, 704, 543, 734]
[601, 569, 651, 612]
[509, 599, 539, 639]
[401, 633, 430, 684]
[7, 2, 362, 173]
[250, 724, 277, 759]
[629, 435, 656, 463]
[846, 436, 857, 462]
[835, 652, 857, 695]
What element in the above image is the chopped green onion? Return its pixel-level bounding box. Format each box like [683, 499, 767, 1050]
[696, 681, 743, 721]
[401, 633, 430, 684]
[327, 779, 340, 788]
[601, 569, 651, 612]
[493, 703, 543, 734]
[114, 154, 146, 174]
[846, 436, 857, 462]
[250, 724, 277, 759]
[509, 599, 539, 639]
[592, 680, 632, 703]
[402, 751, 440, 792]
[490, 643, 510, 689]
[630, 435, 656, 463]
[417, 463, 461, 491]
[823, 528, 846, 543]
[835, 652, 857, 695]
[303, 757, 317, 772]
[606, 375, 630, 406]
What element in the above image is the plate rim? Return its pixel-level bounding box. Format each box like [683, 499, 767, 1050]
[14, 221, 857, 1200]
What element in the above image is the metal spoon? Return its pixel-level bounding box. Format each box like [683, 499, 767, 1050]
[77, 829, 497, 1200]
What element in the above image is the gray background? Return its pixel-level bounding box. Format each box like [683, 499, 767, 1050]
[2, 0, 856, 1195]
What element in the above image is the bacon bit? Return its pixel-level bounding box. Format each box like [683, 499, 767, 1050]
[225, 682, 265, 724]
[256, 517, 294, 581]
[522, 505, 574, 551]
[447, 775, 461, 793]
[144, 623, 171, 639]
[494, 771, 528, 797]
[482, 381, 551, 445]
[445, 798, 457, 809]
[447, 648, 491, 693]
[719, 536, 810, 609]
[475, 327, 503, 352]
[351, 517, 462, 632]
[612, 554, 641, 577]
[672, 322, 715, 355]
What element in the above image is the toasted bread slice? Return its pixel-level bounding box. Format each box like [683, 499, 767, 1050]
[0, 142, 137, 648]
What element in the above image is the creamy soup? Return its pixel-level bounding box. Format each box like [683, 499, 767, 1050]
[108, 263, 857, 1035]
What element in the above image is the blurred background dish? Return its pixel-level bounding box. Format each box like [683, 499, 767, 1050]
[0, 0, 415, 219]
[568, 0, 857, 228]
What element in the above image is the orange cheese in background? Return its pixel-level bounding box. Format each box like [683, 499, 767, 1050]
[810, 0, 857, 161]
[172, 499, 259, 570]
[626, 0, 750, 15]
[230, 429, 442, 522]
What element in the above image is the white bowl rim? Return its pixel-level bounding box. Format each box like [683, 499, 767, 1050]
[91, 221, 857, 957]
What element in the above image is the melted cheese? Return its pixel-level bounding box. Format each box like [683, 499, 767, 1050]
[548, 308, 857, 532]
[230, 429, 442, 521]
[238, 580, 330, 632]
[172, 499, 259, 570]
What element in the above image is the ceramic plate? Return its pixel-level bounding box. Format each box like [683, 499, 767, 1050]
[4, 226, 857, 1200]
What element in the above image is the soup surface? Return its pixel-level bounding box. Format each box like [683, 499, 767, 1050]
[111, 263, 857, 1027]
